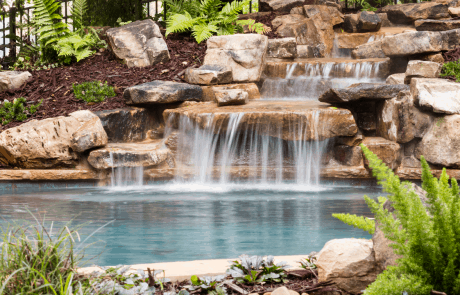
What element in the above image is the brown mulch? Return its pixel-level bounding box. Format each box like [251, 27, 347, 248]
[0, 32, 207, 131]
[252, 11, 282, 39]
[440, 46, 460, 82]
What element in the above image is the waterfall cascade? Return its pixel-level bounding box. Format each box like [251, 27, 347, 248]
[109, 151, 144, 187]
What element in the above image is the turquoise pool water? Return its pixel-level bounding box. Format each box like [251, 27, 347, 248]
[0, 182, 381, 266]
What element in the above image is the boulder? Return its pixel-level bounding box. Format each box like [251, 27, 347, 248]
[343, 14, 359, 33]
[202, 83, 260, 102]
[378, 13, 392, 27]
[124, 80, 203, 104]
[386, 73, 405, 84]
[414, 52, 445, 64]
[267, 38, 297, 59]
[382, 2, 449, 25]
[106, 19, 169, 67]
[336, 132, 364, 146]
[404, 60, 441, 84]
[0, 111, 96, 168]
[87, 142, 171, 169]
[214, 89, 249, 107]
[333, 145, 364, 166]
[203, 34, 268, 82]
[352, 39, 386, 59]
[357, 11, 382, 32]
[260, 0, 305, 12]
[411, 78, 460, 115]
[316, 238, 378, 294]
[70, 117, 108, 153]
[272, 14, 305, 32]
[416, 114, 460, 167]
[381, 31, 443, 57]
[296, 45, 316, 58]
[377, 90, 433, 143]
[303, 5, 344, 26]
[291, 15, 334, 57]
[319, 83, 409, 103]
[362, 137, 401, 169]
[415, 19, 460, 31]
[0, 71, 32, 91]
[449, 6, 460, 17]
[184, 65, 233, 85]
[440, 28, 460, 51]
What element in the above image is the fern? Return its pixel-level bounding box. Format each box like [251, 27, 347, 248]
[71, 0, 87, 30]
[32, 0, 70, 48]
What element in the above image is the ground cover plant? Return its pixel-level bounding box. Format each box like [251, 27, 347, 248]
[0, 97, 42, 125]
[227, 255, 290, 284]
[335, 144, 460, 295]
[440, 61, 460, 82]
[73, 81, 116, 104]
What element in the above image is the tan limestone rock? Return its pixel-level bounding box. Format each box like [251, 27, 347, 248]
[382, 2, 449, 25]
[70, 117, 108, 153]
[214, 89, 249, 107]
[449, 6, 460, 16]
[333, 145, 364, 166]
[411, 78, 460, 114]
[271, 287, 290, 295]
[386, 73, 405, 84]
[185, 65, 233, 85]
[303, 5, 344, 26]
[352, 39, 386, 59]
[404, 60, 441, 84]
[0, 71, 32, 91]
[267, 38, 297, 59]
[362, 137, 402, 169]
[201, 83, 260, 102]
[0, 169, 107, 181]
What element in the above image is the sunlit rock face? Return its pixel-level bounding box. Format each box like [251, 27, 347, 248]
[382, 2, 449, 25]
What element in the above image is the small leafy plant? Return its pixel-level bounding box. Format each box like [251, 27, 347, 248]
[72, 81, 116, 104]
[299, 254, 317, 270]
[227, 255, 289, 284]
[0, 97, 43, 125]
[185, 275, 226, 295]
[332, 213, 376, 234]
[440, 61, 460, 82]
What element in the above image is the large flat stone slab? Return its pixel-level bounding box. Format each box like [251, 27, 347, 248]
[0, 169, 107, 180]
[415, 19, 460, 31]
[164, 101, 358, 141]
[123, 80, 203, 105]
[411, 78, 460, 114]
[382, 2, 449, 25]
[319, 83, 409, 103]
[87, 141, 171, 169]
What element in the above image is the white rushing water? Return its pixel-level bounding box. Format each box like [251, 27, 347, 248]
[108, 151, 144, 187]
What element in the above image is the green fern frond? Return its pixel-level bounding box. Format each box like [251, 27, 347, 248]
[192, 22, 218, 44]
[221, 0, 248, 15]
[166, 12, 197, 36]
[75, 48, 94, 62]
[71, 0, 87, 30]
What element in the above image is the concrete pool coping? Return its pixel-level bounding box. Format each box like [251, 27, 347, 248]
[78, 255, 307, 282]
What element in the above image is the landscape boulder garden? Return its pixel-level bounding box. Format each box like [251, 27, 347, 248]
[259, 0, 305, 12]
[87, 142, 171, 169]
[0, 71, 32, 91]
[352, 39, 386, 59]
[70, 117, 108, 153]
[203, 34, 268, 83]
[0, 110, 96, 168]
[357, 11, 381, 32]
[416, 114, 460, 168]
[201, 83, 260, 102]
[267, 38, 297, 59]
[319, 83, 409, 103]
[362, 137, 402, 170]
[415, 19, 460, 31]
[382, 2, 449, 25]
[106, 19, 170, 68]
[316, 238, 379, 294]
[411, 78, 460, 114]
[386, 73, 405, 84]
[404, 60, 441, 84]
[184, 65, 233, 85]
[214, 89, 249, 107]
[377, 90, 433, 143]
[123, 80, 203, 104]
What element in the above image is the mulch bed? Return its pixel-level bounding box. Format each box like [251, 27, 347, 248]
[441, 46, 460, 82]
[0, 32, 207, 131]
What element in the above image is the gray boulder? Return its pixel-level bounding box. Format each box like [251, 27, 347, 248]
[319, 83, 409, 103]
[106, 19, 169, 67]
[357, 11, 382, 32]
[184, 65, 233, 85]
[0, 71, 32, 91]
[214, 89, 249, 107]
[267, 38, 297, 59]
[70, 117, 108, 152]
[124, 80, 203, 104]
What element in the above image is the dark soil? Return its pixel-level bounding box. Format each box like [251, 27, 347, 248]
[252, 11, 282, 39]
[0, 32, 207, 131]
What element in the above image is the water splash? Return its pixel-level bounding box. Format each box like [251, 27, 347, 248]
[109, 151, 144, 188]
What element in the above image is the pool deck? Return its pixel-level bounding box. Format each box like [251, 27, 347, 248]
[78, 255, 306, 281]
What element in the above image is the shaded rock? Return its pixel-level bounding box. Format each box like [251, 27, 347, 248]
[164, 101, 358, 141]
[401, 155, 421, 168]
[343, 14, 359, 33]
[396, 167, 460, 180]
[260, 0, 305, 12]
[420, 53, 444, 64]
[357, 112, 377, 131]
[381, 30, 443, 57]
[415, 19, 460, 31]
[377, 90, 433, 143]
[382, 2, 449, 25]
[70, 117, 108, 153]
[362, 137, 401, 169]
[204, 34, 268, 82]
[184, 65, 233, 85]
[124, 80, 203, 104]
[267, 38, 297, 59]
[272, 14, 306, 32]
[411, 78, 460, 114]
[386, 73, 405, 84]
[106, 19, 169, 67]
[316, 238, 378, 294]
[164, 131, 179, 153]
[214, 89, 249, 107]
[416, 114, 460, 167]
[202, 83, 260, 102]
[449, 6, 460, 17]
[357, 11, 381, 32]
[319, 83, 409, 103]
[0, 169, 107, 181]
[0, 71, 32, 91]
[321, 166, 371, 179]
[336, 132, 364, 146]
[95, 107, 161, 143]
[303, 5, 344, 26]
[296, 45, 316, 58]
[404, 60, 441, 84]
[0, 111, 96, 168]
[378, 13, 392, 27]
[334, 145, 363, 166]
[87, 141, 171, 169]
[440, 28, 460, 51]
[352, 39, 386, 59]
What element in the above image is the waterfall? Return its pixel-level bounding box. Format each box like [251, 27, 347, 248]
[109, 151, 144, 188]
[168, 112, 330, 186]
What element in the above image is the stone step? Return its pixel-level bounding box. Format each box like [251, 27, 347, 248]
[335, 27, 415, 49]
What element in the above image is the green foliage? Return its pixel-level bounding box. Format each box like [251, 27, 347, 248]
[186, 275, 226, 295]
[332, 213, 376, 234]
[440, 61, 460, 82]
[52, 28, 106, 64]
[339, 0, 391, 11]
[341, 144, 460, 294]
[116, 17, 133, 27]
[299, 254, 317, 270]
[72, 81, 116, 104]
[84, 0, 149, 27]
[165, 0, 268, 43]
[0, 97, 42, 125]
[227, 255, 289, 284]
